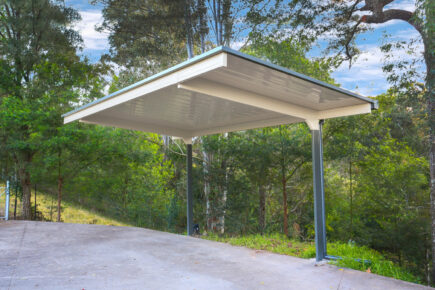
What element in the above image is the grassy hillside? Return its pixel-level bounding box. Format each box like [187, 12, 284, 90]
[0, 183, 128, 226]
[203, 234, 421, 284]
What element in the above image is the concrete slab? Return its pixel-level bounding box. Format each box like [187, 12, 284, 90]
[0, 221, 429, 289]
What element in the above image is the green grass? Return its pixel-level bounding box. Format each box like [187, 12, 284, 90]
[0, 184, 128, 226]
[202, 234, 420, 284]
[327, 242, 420, 284]
[204, 233, 316, 258]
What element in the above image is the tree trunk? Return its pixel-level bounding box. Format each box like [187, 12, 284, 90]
[429, 58, 435, 284]
[282, 178, 288, 236]
[203, 148, 213, 231]
[222, 0, 232, 45]
[427, 246, 431, 286]
[217, 188, 227, 234]
[123, 176, 129, 217]
[259, 184, 266, 233]
[198, 0, 207, 52]
[349, 160, 353, 240]
[425, 2, 434, 281]
[184, 0, 194, 58]
[18, 167, 31, 220]
[212, 0, 222, 45]
[13, 181, 18, 220]
[217, 157, 228, 234]
[34, 184, 37, 219]
[57, 176, 63, 222]
[50, 193, 54, 221]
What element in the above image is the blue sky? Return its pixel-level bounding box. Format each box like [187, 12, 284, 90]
[66, 0, 424, 97]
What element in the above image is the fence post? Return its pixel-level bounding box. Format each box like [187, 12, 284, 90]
[34, 184, 37, 220]
[13, 181, 17, 220]
[5, 180, 10, 221]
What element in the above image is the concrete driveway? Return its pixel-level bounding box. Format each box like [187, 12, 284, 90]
[0, 221, 429, 289]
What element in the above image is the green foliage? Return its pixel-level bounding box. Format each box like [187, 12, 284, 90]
[203, 233, 316, 258]
[243, 37, 336, 84]
[94, 0, 237, 75]
[0, 0, 104, 218]
[94, 0, 187, 71]
[323, 86, 430, 282]
[202, 234, 419, 283]
[53, 129, 176, 230]
[328, 242, 420, 284]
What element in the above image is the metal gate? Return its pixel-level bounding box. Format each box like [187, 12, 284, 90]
[0, 181, 10, 220]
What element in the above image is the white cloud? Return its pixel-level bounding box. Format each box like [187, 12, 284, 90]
[392, 28, 421, 40]
[333, 49, 387, 96]
[76, 10, 109, 50]
[362, 19, 401, 29]
[230, 39, 248, 50]
[384, 0, 416, 11]
[332, 37, 424, 96]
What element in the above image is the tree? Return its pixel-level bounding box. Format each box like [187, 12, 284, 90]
[94, 0, 188, 72]
[244, 37, 336, 84]
[232, 129, 275, 233]
[0, 0, 100, 219]
[324, 115, 369, 240]
[95, 0, 237, 73]
[39, 122, 108, 222]
[245, 0, 434, 279]
[323, 85, 430, 281]
[243, 37, 334, 235]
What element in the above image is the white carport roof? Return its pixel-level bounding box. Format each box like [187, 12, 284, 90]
[63, 46, 377, 138]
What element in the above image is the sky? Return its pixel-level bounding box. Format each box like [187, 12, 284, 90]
[65, 0, 424, 97]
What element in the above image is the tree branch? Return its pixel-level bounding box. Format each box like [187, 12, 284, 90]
[362, 9, 423, 35]
[285, 159, 305, 182]
[360, 0, 394, 12]
[344, 18, 363, 66]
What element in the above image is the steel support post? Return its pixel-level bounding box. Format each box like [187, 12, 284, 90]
[186, 144, 193, 236]
[311, 121, 327, 261]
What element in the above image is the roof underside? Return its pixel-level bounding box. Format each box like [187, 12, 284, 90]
[64, 47, 377, 138]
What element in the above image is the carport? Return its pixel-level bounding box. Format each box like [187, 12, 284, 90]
[63, 46, 377, 261]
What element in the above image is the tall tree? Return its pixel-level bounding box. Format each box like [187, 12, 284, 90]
[96, 0, 236, 73]
[95, 0, 187, 72]
[245, 0, 434, 278]
[233, 129, 275, 233]
[0, 0, 95, 219]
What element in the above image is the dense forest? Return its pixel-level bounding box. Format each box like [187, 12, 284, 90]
[0, 0, 433, 285]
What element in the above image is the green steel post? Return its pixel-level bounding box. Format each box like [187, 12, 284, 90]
[311, 121, 327, 261]
[187, 144, 193, 236]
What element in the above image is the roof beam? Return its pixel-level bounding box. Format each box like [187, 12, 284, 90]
[179, 78, 373, 132]
[192, 116, 302, 137]
[317, 103, 372, 119]
[178, 78, 317, 121]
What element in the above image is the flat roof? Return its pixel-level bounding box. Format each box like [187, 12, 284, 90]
[64, 46, 377, 138]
